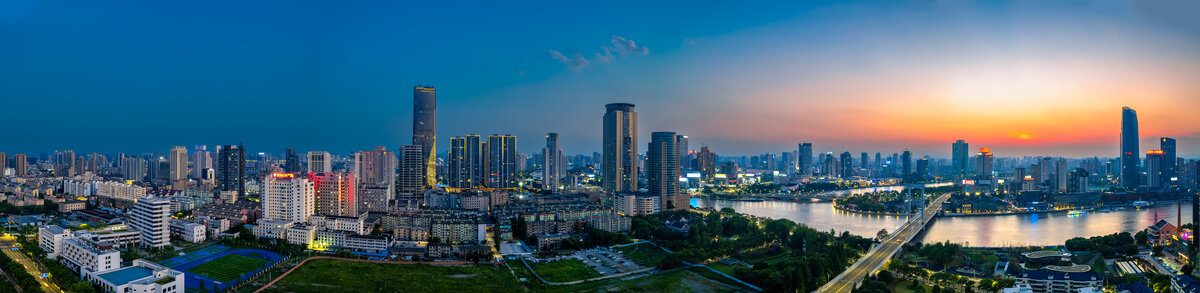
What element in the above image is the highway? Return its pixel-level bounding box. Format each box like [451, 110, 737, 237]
[817, 193, 951, 293]
[0, 234, 64, 293]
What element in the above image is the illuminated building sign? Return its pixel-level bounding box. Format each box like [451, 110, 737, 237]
[272, 173, 295, 179]
[1147, 150, 1164, 155]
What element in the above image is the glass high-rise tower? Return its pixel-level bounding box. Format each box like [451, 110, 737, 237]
[1120, 107, 1139, 189]
[603, 103, 638, 193]
[413, 86, 437, 189]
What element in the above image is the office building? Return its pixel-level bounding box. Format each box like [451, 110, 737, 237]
[603, 103, 638, 193]
[1161, 137, 1177, 188]
[86, 260, 184, 293]
[798, 143, 813, 178]
[1120, 107, 1140, 189]
[447, 135, 483, 188]
[168, 146, 187, 184]
[901, 151, 912, 178]
[698, 146, 715, 183]
[311, 172, 356, 217]
[1069, 168, 1089, 193]
[169, 219, 206, 243]
[952, 140, 969, 179]
[975, 148, 994, 180]
[1056, 159, 1069, 193]
[354, 147, 395, 213]
[1147, 150, 1165, 190]
[486, 134, 518, 188]
[191, 145, 212, 180]
[59, 238, 121, 274]
[284, 148, 302, 173]
[413, 86, 438, 189]
[262, 172, 314, 223]
[916, 159, 929, 179]
[840, 152, 853, 178]
[39, 225, 73, 259]
[676, 134, 689, 171]
[543, 133, 564, 191]
[129, 197, 171, 248]
[217, 144, 246, 196]
[396, 145, 424, 208]
[307, 151, 331, 174]
[648, 132, 684, 210]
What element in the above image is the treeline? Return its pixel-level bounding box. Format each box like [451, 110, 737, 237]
[1064, 232, 1137, 257]
[0, 199, 55, 215]
[13, 235, 95, 292]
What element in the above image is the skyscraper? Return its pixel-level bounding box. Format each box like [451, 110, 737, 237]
[13, 154, 26, 177]
[307, 151, 331, 174]
[168, 146, 187, 184]
[901, 150, 912, 178]
[262, 172, 315, 223]
[839, 152, 853, 178]
[698, 146, 715, 183]
[217, 144, 246, 196]
[396, 145, 425, 208]
[543, 133, 564, 191]
[952, 140, 969, 179]
[1120, 107, 1140, 189]
[1146, 150, 1165, 190]
[676, 134, 689, 172]
[974, 148, 993, 180]
[311, 172, 355, 217]
[284, 148, 302, 173]
[0, 152, 6, 176]
[486, 135, 517, 188]
[447, 135, 483, 188]
[916, 159, 929, 179]
[1161, 137, 1177, 188]
[1055, 159, 1069, 193]
[798, 143, 813, 178]
[413, 86, 437, 189]
[603, 103, 638, 193]
[354, 147, 396, 213]
[647, 132, 681, 210]
[56, 150, 75, 177]
[191, 145, 212, 180]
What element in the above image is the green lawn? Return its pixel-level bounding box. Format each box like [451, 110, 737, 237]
[708, 263, 738, 275]
[537, 269, 745, 293]
[265, 259, 521, 293]
[528, 259, 600, 283]
[185, 254, 270, 283]
[615, 243, 669, 267]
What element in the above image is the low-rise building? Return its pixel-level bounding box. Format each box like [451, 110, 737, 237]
[169, 219, 206, 243]
[77, 229, 141, 248]
[345, 234, 389, 253]
[60, 238, 121, 275]
[535, 233, 571, 251]
[86, 259, 185, 293]
[309, 214, 368, 235]
[286, 225, 316, 246]
[1012, 271, 1102, 293]
[39, 225, 73, 259]
[59, 201, 87, 213]
[614, 193, 660, 216]
[586, 214, 631, 233]
[252, 219, 294, 240]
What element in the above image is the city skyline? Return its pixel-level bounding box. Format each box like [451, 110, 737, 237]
[4, 1, 1200, 157]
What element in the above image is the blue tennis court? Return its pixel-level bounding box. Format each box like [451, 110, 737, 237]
[158, 245, 230, 268]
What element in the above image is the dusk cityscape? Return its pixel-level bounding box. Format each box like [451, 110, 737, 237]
[2, 1, 1200, 293]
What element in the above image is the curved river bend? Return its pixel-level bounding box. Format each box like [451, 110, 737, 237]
[691, 191, 1191, 247]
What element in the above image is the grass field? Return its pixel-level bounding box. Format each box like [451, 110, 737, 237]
[538, 269, 746, 293]
[265, 259, 521, 293]
[615, 243, 669, 267]
[528, 259, 600, 283]
[185, 254, 270, 283]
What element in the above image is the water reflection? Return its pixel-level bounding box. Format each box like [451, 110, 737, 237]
[692, 197, 1192, 247]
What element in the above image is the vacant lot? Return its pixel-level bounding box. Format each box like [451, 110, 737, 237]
[614, 243, 669, 267]
[528, 259, 600, 282]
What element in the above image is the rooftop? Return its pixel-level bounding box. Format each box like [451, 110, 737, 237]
[96, 266, 154, 285]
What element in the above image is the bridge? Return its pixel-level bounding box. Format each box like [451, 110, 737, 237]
[816, 192, 952, 293]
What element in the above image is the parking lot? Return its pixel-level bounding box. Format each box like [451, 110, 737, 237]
[573, 247, 645, 276]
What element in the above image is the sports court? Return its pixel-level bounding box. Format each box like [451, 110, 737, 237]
[163, 248, 283, 291]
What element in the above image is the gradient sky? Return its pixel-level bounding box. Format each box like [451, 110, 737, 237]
[3, 0, 1199, 158]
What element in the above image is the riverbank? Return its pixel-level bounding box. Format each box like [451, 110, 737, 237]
[831, 198, 1193, 218]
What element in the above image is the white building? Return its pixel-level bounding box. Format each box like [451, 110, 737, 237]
[309, 214, 368, 235]
[129, 197, 171, 248]
[614, 193, 660, 216]
[87, 259, 185, 293]
[285, 225, 316, 246]
[307, 151, 331, 174]
[77, 229, 141, 248]
[169, 219, 206, 243]
[262, 173, 314, 223]
[39, 225, 73, 259]
[60, 238, 121, 275]
[252, 219, 294, 240]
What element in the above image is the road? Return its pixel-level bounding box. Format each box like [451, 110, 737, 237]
[817, 193, 951, 293]
[0, 234, 63, 293]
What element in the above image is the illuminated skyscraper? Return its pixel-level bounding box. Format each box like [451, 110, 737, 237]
[168, 146, 187, 183]
[217, 144, 246, 196]
[698, 146, 715, 183]
[1161, 137, 1177, 187]
[1120, 107, 1139, 189]
[1146, 150, 1165, 189]
[839, 152, 853, 178]
[648, 132, 682, 210]
[311, 172, 355, 217]
[413, 86, 437, 189]
[901, 150, 912, 178]
[262, 172, 314, 223]
[603, 103, 638, 193]
[396, 145, 425, 208]
[447, 135, 483, 188]
[798, 143, 813, 178]
[486, 135, 518, 188]
[952, 140, 969, 179]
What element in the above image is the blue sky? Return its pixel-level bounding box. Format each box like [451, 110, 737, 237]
[3, 0, 1199, 158]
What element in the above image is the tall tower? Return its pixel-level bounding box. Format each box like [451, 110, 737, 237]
[354, 147, 396, 212]
[168, 146, 187, 183]
[262, 172, 315, 223]
[952, 140, 969, 179]
[798, 143, 813, 179]
[311, 172, 355, 217]
[413, 86, 437, 189]
[13, 154, 27, 177]
[840, 152, 853, 178]
[218, 144, 246, 196]
[191, 145, 212, 180]
[603, 103, 638, 193]
[1146, 150, 1165, 189]
[901, 150, 913, 179]
[543, 133, 564, 191]
[396, 145, 425, 208]
[448, 135, 483, 188]
[1162, 137, 1177, 188]
[648, 132, 680, 210]
[284, 148, 302, 173]
[698, 146, 715, 183]
[486, 135, 518, 188]
[1121, 107, 1140, 189]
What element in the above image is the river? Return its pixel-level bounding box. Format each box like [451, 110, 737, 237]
[691, 191, 1192, 247]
